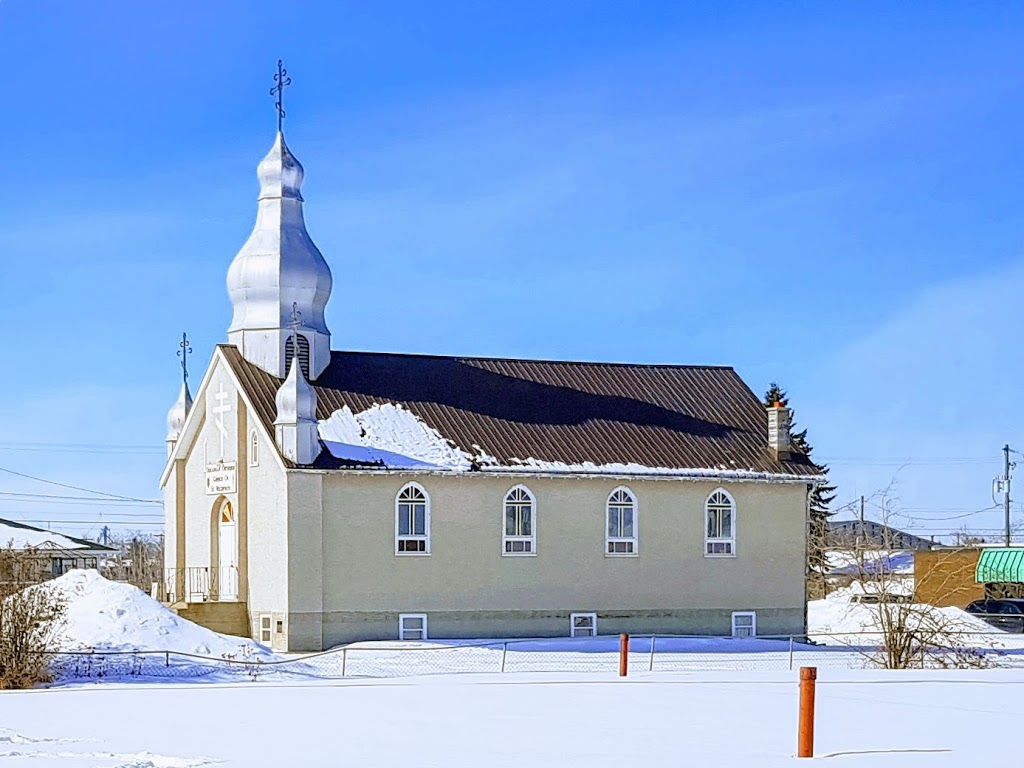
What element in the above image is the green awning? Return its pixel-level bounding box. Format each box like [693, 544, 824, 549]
[976, 548, 1024, 583]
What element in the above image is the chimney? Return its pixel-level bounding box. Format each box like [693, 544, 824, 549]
[767, 401, 792, 460]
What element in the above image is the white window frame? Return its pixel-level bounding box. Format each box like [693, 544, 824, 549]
[704, 488, 736, 557]
[731, 611, 756, 638]
[570, 612, 597, 638]
[502, 484, 537, 556]
[249, 429, 259, 467]
[399, 613, 428, 641]
[605, 486, 638, 556]
[395, 482, 431, 556]
[258, 613, 273, 644]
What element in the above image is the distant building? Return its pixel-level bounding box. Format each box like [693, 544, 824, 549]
[0, 518, 114, 587]
[826, 520, 938, 552]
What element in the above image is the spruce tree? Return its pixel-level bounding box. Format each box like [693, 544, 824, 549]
[764, 382, 836, 588]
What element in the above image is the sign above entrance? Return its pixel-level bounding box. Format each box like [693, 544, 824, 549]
[206, 461, 237, 495]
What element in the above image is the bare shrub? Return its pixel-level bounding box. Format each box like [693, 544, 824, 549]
[0, 582, 68, 689]
[824, 489, 997, 669]
[0, 546, 69, 688]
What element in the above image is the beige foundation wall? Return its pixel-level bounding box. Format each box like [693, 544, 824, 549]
[301, 472, 807, 643]
[286, 471, 324, 650]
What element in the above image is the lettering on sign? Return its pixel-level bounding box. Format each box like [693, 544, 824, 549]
[206, 462, 237, 495]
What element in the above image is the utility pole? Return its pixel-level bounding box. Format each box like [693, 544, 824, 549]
[1004, 444, 1012, 547]
[858, 495, 865, 569]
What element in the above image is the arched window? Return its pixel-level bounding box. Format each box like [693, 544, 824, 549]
[249, 429, 259, 467]
[219, 499, 236, 524]
[705, 489, 735, 557]
[396, 483, 430, 555]
[503, 485, 536, 555]
[284, 333, 311, 378]
[606, 487, 637, 555]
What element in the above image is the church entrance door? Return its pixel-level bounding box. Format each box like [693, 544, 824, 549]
[218, 502, 238, 601]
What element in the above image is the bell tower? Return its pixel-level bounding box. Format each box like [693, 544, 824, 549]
[226, 61, 333, 380]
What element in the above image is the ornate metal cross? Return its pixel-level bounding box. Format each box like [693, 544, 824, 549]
[177, 332, 192, 384]
[288, 302, 303, 353]
[270, 59, 292, 133]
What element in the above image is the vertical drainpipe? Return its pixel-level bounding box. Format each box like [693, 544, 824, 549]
[804, 480, 814, 640]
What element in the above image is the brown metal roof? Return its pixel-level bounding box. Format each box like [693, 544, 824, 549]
[221, 345, 818, 476]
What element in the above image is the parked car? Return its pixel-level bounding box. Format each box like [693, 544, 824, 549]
[849, 593, 911, 604]
[964, 599, 1024, 633]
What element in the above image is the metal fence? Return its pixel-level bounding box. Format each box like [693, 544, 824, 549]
[43, 631, 1024, 683]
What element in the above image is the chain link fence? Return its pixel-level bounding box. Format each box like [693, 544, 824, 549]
[42, 631, 1024, 683]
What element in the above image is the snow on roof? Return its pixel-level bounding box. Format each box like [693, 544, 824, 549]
[320, 404, 473, 470]
[0, 518, 112, 553]
[224, 345, 822, 478]
[34, 570, 275, 658]
[826, 550, 915, 576]
[318, 403, 820, 480]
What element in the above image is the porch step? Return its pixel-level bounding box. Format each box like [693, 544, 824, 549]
[172, 601, 250, 638]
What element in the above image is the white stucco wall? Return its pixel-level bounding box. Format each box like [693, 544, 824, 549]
[245, 407, 289, 644]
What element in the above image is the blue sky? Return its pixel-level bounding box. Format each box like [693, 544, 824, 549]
[1, 1, 1024, 541]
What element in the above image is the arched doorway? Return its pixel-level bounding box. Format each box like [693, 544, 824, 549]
[218, 500, 238, 600]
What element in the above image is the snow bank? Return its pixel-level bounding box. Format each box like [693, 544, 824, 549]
[37, 570, 274, 659]
[808, 584, 1021, 648]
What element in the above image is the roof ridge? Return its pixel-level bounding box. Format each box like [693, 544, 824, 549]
[0, 517, 115, 551]
[323, 348, 736, 371]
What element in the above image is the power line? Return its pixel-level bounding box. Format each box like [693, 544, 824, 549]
[7, 519, 163, 527]
[0, 465, 161, 504]
[0, 442, 164, 455]
[0, 492, 161, 508]
[0, 512, 161, 524]
[0, 440, 161, 450]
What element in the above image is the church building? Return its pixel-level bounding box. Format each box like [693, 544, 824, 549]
[161, 97, 822, 651]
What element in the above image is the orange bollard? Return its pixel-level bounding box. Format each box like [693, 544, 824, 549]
[619, 633, 629, 677]
[797, 666, 817, 758]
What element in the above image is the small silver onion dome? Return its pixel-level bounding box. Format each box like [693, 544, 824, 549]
[274, 354, 317, 426]
[166, 382, 193, 450]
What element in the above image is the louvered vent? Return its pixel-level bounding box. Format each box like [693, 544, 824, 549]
[284, 334, 311, 379]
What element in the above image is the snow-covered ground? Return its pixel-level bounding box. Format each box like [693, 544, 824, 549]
[25, 571, 1024, 685]
[2, 670, 1022, 766]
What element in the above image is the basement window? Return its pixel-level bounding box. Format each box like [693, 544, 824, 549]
[399, 613, 428, 641]
[570, 613, 597, 638]
[259, 614, 272, 644]
[731, 612, 757, 638]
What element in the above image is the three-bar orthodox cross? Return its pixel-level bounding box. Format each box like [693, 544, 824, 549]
[177, 332, 192, 385]
[270, 59, 292, 133]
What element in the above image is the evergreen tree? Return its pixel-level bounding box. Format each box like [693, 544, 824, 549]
[764, 382, 837, 585]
